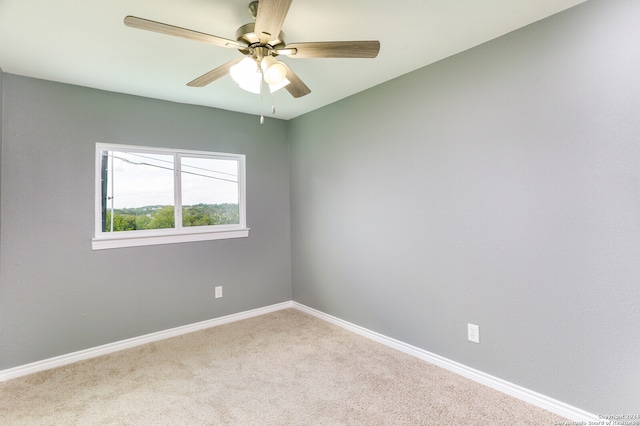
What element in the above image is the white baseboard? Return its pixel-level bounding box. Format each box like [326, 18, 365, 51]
[0, 299, 597, 423]
[0, 301, 293, 382]
[292, 302, 598, 423]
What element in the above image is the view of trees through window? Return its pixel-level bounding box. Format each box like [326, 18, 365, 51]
[104, 204, 239, 232]
[101, 149, 240, 233]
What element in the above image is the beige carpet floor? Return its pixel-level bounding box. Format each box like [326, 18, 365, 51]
[0, 309, 566, 425]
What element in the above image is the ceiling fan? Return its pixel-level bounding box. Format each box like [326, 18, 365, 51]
[124, 0, 380, 99]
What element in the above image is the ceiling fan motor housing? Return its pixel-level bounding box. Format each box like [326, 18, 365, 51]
[235, 23, 286, 58]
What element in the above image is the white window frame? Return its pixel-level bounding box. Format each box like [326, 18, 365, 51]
[92, 143, 249, 250]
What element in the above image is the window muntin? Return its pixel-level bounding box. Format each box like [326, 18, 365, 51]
[93, 143, 248, 250]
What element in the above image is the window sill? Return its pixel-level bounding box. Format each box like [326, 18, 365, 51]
[92, 228, 250, 250]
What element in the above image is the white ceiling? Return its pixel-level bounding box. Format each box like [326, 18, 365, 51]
[0, 0, 586, 120]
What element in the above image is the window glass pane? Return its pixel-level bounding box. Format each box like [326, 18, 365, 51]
[180, 156, 239, 227]
[101, 150, 175, 232]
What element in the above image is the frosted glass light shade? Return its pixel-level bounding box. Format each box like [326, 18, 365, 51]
[230, 57, 261, 94]
[268, 78, 290, 93]
[260, 56, 287, 85]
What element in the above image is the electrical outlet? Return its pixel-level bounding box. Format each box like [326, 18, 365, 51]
[468, 323, 480, 343]
[215, 286, 223, 299]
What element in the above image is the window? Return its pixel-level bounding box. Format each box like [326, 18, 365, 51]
[92, 143, 248, 250]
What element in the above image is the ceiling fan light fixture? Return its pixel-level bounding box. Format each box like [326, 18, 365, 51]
[230, 57, 262, 94]
[125, 1, 381, 101]
[260, 56, 288, 85]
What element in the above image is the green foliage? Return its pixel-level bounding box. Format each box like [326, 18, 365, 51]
[104, 204, 239, 232]
[148, 206, 175, 229]
[182, 203, 239, 227]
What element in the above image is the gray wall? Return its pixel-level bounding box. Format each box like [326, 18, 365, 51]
[289, 0, 639, 415]
[0, 75, 291, 368]
[1, 67, 4, 274]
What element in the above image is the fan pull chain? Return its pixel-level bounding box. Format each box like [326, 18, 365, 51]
[258, 70, 279, 124]
[259, 69, 265, 124]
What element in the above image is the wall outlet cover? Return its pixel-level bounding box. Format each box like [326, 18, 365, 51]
[468, 323, 480, 343]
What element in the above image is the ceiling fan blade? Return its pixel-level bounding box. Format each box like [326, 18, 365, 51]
[281, 41, 380, 58]
[187, 58, 243, 87]
[124, 16, 248, 50]
[254, 0, 293, 45]
[281, 63, 311, 98]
